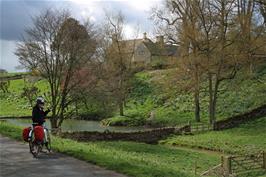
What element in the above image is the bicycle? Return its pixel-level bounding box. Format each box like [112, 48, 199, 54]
[28, 123, 51, 157]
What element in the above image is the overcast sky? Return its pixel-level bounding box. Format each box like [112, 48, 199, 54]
[0, 0, 161, 72]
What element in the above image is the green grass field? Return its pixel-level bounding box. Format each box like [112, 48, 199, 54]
[0, 78, 49, 116]
[161, 117, 266, 155]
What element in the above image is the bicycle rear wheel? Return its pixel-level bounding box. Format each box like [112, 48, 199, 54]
[29, 135, 41, 157]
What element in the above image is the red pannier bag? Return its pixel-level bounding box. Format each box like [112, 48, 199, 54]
[34, 126, 44, 142]
[22, 127, 31, 142]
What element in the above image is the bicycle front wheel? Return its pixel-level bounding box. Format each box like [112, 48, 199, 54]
[45, 130, 51, 152]
[29, 134, 41, 157]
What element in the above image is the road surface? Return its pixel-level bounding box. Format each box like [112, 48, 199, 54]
[0, 135, 127, 177]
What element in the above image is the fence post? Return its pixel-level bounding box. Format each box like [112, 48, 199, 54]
[187, 121, 191, 133]
[263, 151, 266, 169]
[222, 155, 231, 177]
[194, 160, 197, 176]
[212, 121, 216, 130]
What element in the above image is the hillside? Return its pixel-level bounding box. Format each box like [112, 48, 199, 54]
[104, 66, 266, 126]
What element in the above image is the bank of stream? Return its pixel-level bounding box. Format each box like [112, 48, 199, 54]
[5, 118, 153, 132]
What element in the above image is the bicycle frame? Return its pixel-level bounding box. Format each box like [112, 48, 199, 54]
[28, 122, 51, 157]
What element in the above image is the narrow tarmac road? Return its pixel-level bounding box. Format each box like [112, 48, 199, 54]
[0, 135, 127, 177]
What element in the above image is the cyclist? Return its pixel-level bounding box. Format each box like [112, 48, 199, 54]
[32, 97, 50, 151]
[32, 97, 50, 126]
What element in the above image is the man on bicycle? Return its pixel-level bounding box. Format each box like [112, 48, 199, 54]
[32, 97, 50, 126]
[32, 97, 50, 150]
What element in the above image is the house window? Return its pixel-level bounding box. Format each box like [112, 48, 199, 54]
[138, 50, 145, 55]
[137, 45, 146, 55]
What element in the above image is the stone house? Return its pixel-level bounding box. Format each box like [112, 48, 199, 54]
[111, 33, 178, 69]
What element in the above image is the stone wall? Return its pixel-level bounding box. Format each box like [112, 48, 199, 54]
[0, 116, 52, 119]
[59, 125, 190, 144]
[0, 116, 32, 119]
[214, 104, 266, 130]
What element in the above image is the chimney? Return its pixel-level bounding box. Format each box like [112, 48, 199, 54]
[156, 35, 164, 47]
[143, 32, 149, 42]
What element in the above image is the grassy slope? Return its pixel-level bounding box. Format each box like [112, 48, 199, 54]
[160, 117, 266, 155]
[1, 67, 266, 126]
[0, 121, 219, 177]
[105, 66, 266, 126]
[0, 78, 49, 116]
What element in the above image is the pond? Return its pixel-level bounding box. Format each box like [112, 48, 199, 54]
[5, 119, 152, 132]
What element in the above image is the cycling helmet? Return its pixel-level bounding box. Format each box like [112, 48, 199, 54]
[36, 97, 45, 105]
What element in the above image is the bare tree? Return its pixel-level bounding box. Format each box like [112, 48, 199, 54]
[102, 11, 138, 116]
[151, 0, 203, 122]
[236, 0, 266, 74]
[15, 9, 97, 130]
[152, 0, 262, 124]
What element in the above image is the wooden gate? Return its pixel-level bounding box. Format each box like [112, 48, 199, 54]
[187, 122, 213, 133]
[222, 151, 266, 176]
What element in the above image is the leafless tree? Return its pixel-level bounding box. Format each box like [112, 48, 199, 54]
[102, 11, 138, 116]
[151, 0, 204, 122]
[15, 9, 97, 130]
[151, 0, 265, 124]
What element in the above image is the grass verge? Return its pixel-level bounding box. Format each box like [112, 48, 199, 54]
[0, 121, 220, 177]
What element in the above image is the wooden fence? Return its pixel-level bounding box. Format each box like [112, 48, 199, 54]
[0, 74, 23, 81]
[187, 122, 213, 134]
[222, 152, 266, 176]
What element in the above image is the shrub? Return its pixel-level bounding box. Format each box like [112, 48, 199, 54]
[101, 116, 145, 126]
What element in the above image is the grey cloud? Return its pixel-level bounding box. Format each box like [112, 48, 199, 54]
[0, 0, 70, 41]
[0, 0, 156, 72]
[0, 0, 153, 41]
[94, 1, 153, 34]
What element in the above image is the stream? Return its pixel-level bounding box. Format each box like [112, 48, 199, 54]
[5, 118, 152, 132]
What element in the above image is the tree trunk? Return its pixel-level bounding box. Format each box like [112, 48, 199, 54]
[58, 111, 64, 128]
[212, 79, 220, 124]
[208, 73, 214, 124]
[209, 100, 215, 124]
[210, 91, 218, 125]
[119, 100, 124, 116]
[194, 90, 200, 122]
[209, 76, 220, 125]
[50, 117, 57, 129]
[194, 66, 200, 122]
[50, 89, 58, 129]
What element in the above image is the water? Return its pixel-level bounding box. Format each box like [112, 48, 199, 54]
[6, 119, 151, 132]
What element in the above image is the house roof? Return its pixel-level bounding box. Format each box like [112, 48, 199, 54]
[143, 41, 178, 56]
[119, 39, 144, 53]
[114, 37, 178, 57]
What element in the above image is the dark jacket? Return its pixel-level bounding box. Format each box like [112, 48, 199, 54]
[32, 105, 50, 125]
